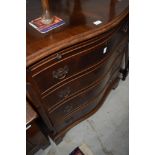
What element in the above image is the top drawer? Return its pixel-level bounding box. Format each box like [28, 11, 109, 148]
[30, 42, 111, 94]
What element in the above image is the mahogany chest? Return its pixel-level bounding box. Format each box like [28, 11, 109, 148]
[26, 0, 129, 144]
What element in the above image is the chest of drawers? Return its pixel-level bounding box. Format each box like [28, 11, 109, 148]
[26, 0, 129, 144]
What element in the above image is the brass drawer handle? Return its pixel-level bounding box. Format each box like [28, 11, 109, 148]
[63, 104, 73, 113]
[52, 65, 69, 80]
[58, 87, 71, 99]
[56, 53, 62, 60]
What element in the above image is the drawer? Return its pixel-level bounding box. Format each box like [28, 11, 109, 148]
[41, 39, 125, 111]
[42, 48, 121, 111]
[49, 71, 111, 124]
[42, 63, 109, 111]
[31, 42, 111, 94]
[54, 101, 98, 132]
[64, 54, 125, 129]
[53, 83, 108, 132]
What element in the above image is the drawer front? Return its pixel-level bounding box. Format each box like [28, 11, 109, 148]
[42, 53, 115, 110]
[49, 71, 111, 125]
[50, 54, 125, 132]
[42, 63, 109, 111]
[31, 43, 111, 94]
[54, 100, 99, 132]
[42, 47, 122, 111]
[53, 83, 108, 132]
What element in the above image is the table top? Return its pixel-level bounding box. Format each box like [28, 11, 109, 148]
[26, 0, 129, 67]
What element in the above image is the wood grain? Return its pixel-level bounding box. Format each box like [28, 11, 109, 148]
[26, 0, 129, 67]
[26, 0, 129, 144]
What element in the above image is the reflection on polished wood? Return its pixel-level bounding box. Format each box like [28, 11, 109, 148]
[109, 0, 117, 20]
[27, 0, 129, 144]
[69, 0, 86, 26]
[26, 0, 128, 66]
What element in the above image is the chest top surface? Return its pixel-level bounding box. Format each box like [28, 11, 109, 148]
[26, 0, 129, 66]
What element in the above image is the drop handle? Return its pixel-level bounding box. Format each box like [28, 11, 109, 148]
[63, 105, 73, 113]
[52, 65, 69, 80]
[56, 53, 62, 60]
[58, 87, 71, 99]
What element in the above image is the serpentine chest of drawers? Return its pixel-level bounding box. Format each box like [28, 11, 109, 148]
[26, 0, 129, 144]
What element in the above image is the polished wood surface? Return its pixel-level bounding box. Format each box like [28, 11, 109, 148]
[52, 73, 122, 142]
[26, 0, 128, 66]
[26, 101, 37, 125]
[27, 0, 129, 144]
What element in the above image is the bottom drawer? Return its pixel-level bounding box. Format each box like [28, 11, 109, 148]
[54, 80, 110, 132]
[49, 70, 111, 124]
